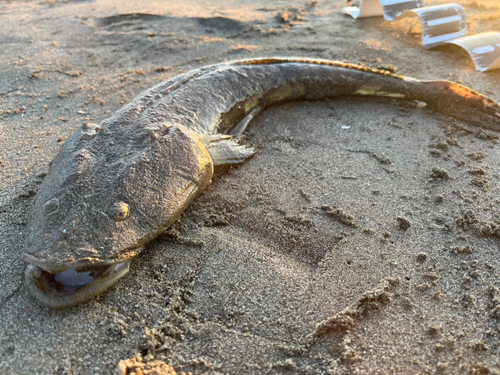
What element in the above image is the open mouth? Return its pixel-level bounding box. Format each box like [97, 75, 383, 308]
[25, 263, 130, 308]
[37, 263, 129, 294]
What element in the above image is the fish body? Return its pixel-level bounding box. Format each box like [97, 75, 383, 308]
[24, 58, 500, 308]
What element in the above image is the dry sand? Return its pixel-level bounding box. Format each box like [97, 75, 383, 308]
[1, 0, 500, 374]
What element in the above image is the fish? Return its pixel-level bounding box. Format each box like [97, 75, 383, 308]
[23, 57, 500, 308]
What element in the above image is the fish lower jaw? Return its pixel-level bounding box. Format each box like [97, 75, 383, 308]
[25, 262, 130, 309]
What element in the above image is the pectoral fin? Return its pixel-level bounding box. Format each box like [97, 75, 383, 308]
[226, 108, 262, 136]
[204, 134, 256, 169]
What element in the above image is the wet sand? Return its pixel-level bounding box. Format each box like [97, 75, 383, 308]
[1, 0, 500, 374]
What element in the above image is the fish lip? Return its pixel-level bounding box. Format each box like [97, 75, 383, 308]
[25, 263, 130, 309]
[23, 248, 139, 308]
[23, 250, 139, 274]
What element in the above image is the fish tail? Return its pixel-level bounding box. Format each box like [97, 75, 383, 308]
[411, 80, 500, 131]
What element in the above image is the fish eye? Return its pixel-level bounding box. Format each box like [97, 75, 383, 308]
[110, 202, 129, 222]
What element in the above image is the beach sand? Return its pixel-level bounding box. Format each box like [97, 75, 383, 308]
[1, 0, 500, 373]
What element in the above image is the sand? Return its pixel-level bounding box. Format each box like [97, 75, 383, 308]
[1, 0, 500, 374]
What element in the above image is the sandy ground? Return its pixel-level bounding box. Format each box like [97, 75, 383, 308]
[1, 0, 500, 374]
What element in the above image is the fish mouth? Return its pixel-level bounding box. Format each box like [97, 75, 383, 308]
[25, 263, 130, 309]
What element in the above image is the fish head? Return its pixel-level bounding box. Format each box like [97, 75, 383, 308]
[24, 121, 213, 308]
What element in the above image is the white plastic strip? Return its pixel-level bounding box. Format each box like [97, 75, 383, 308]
[342, 0, 500, 71]
[342, 0, 384, 19]
[379, 0, 424, 21]
[446, 32, 500, 72]
[410, 4, 467, 48]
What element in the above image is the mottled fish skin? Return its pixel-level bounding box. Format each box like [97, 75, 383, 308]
[23, 58, 500, 308]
